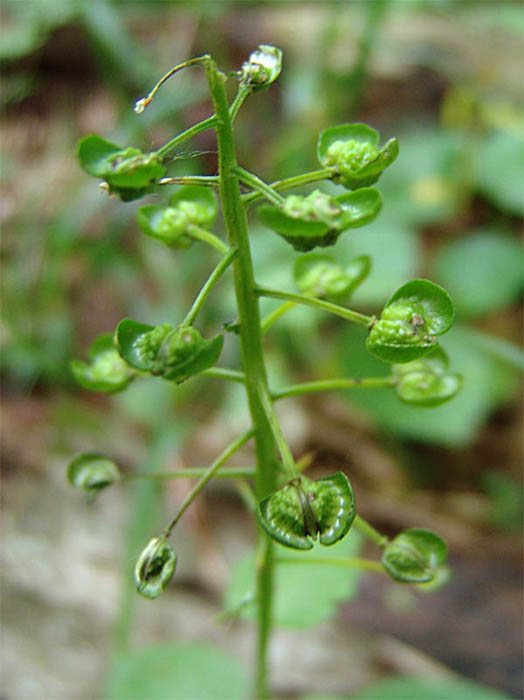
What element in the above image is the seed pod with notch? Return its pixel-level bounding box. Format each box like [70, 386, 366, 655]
[70, 333, 136, 394]
[381, 528, 448, 584]
[116, 319, 224, 384]
[135, 537, 177, 599]
[137, 186, 218, 248]
[67, 453, 121, 503]
[258, 188, 382, 252]
[393, 347, 463, 407]
[240, 44, 282, 91]
[293, 253, 371, 302]
[366, 279, 455, 363]
[77, 134, 166, 201]
[317, 123, 398, 190]
[257, 472, 356, 550]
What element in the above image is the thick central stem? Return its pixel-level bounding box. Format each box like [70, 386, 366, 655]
[206, 59, 278, 700]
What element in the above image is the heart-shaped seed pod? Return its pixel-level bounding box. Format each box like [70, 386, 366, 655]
[67, 453, 121, 503]
[116, 319, 223, 384]
[257, 472, 356, 550]
[71, 333, 136, 394]
[258, 188, 381, 252]
[366, 279, 455, 363]
[77, 134, 166, 200]
[381, 528, 448, 584]
[134, 537, 177, 599]
[393, 347, 462, 407]
[317, 123, 398, 190]
[293, 253, 371, 302]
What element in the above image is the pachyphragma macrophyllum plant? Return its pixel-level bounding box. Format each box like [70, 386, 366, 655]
[69, 46, 461, 698]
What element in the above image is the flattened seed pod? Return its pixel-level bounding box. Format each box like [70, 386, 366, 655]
[257, 472, 356, 550]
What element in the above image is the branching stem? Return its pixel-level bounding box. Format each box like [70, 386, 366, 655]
[256, 286, 373, 327]
[272, 376, 396, 400]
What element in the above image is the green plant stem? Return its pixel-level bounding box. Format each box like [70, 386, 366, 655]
[256, 286, 373, 327]
[155, 114, 217, 160]
[187, 225, 230, 254]
[260, 300, 296, 334]
[229, 83, 253, 122]
[275, 555, 385, 574]
[158, 175, 219, 187]
[201, 367, 246, 383]
[181, 246, 238, 326]
[122, 466, 254, 481]
[243, 168, 333, 207]
[233, 166, 286, 206]
[354, 514, 389, 548]
[154, 83, 250, 161]
[163, 429, 254, 539]
[272, 376, 396, 400]
[205, 57, 282, 700]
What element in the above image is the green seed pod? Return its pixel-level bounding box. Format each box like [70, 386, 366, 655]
[257, 472, 356, 550]
[137, 186, 218, 248]
[134, 537, 177, 599]
[366, 279, 455, 363]
[393, 347, 463, 407]
[293, 253, 371, 301]
[258, 188, 382, 252]
[240, 44, 282, 91]
[71, 333, 136, 394]
[116, 319, 224, 384]
[381, 528, 448, 584]
[77, 134, 166, 201]
[67, 453, 121, 503]
[317, 123, 398, 190]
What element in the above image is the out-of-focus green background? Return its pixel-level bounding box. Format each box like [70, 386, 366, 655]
[1, 2, 522, 699]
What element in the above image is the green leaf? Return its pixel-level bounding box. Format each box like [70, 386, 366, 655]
[70, 333, 136, 394]
[224, 530, 363, 628]
[352, 676, 511, 700]
[393, 347, 463, 407]
[116, 319, 169, 372]
[476, 130, 524, 215]
[104, 643, 249, 700]
[381, 528, 448, 583]
[366, 279, 455, 363]
[432, 230, 523, 318]
[134, 537, 177, 599]
[317, 123, 398, 189]
[67, 452, 120, 502]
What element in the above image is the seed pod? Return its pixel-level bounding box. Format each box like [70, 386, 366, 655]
[257, 472, 356, 550]
[258, 188, 382, 251]
[293, 253, 371, 301]
[393, 347, 463, 406]
[77, 134, 166, 201]
[137, 186, 218, 249]
[381, 528, 448, 584]
[116, 319, 223, 384]
[366, 279, 455, 363]
[240, 45, 282, 90]
[317, 123, 398, 190]
[71, 333, 136, 394]
[134, 537, 177, 599]
[67, 453, 121, 503]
